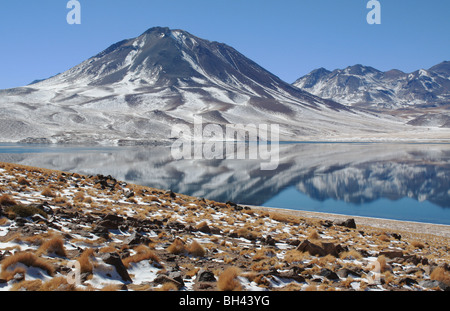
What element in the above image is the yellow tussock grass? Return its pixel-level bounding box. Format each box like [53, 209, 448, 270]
[0, 194, 17, 206]
[123, 246, 161, 268]
[157, 282, 179, 291]
[376, 255, 390, 273]
[77, 248, 95, 274]
[41, 276, 78, 291]
[218, 267, 242, 291]
[187, 240, 206, 257]
[1, 252, 55, 280]
[307, 229, 320, 240]
[41, 187, 56, 198]
[167, 238, 186, 255]
[11, 280, 43, 291]
[340, 249, 363, 260]
[430, 266, 450, 285]
[38, 236, 67, 257]
[17, 177, 30, 186]
[101, 284, 122, 291]
[410, 241, 425, 249]
[73, 192, 85, 202]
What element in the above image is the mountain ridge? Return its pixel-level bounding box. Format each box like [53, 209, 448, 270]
[293, 61, 450, 109]
[0, 27, 448, 144]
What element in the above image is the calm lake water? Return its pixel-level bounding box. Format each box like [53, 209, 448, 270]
[1, 142, 450, 225]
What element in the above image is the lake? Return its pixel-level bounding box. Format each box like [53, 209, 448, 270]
[0, 142, 449, 225]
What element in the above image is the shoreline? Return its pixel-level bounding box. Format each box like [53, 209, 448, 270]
[249, 206, 450, 239]
[1, 137, 450, 146]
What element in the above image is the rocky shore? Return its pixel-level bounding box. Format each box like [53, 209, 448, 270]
[0, 161, 449, 291]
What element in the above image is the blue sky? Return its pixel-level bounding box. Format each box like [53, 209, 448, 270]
[0, 0, 449, 89]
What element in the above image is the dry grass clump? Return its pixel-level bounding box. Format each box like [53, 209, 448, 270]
[218, 267, 242, 291]
[0, 217, 9, 226]
[0, 194, 17, 206]
[0, 252, 55, 280]
[304, 284, 318, 291]
[378, 233, 390, 242]
[3, 204, 47, 220]
[123, 246, 161, 268]
[410, 241, 425, 249]
[156, 282, 179, 291]
[53, 196, 67, 204]
[236, 227, 257, 240]
[17, 177, 31, 186]
[41, 187, 56, 198]
[430, 266, 450, 285]
[77, 248, 95, 274]
[268, 211, 301, 225]
[376, 255, 391, 273]
[307, 229, 320, 240]
[340, 249, 363, 260]
[73, 191, 85, 202]
[11, 280, 43, 291]
[186, 240, 206, 257]
[83, 196, 93, 204]
[252, 248, 275, 261]
[283, 249, 307, 264]
[41, 277, 78, 291]
[100, 284, 122, 291]
[38, 236, 67, 257]
[167, 238, 186, 255]
[12, 277, 78, 291]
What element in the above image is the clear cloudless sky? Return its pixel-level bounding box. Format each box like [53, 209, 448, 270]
[0, 0, 449, 89]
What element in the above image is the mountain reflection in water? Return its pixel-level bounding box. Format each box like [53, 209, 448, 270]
[1, 142, 449, 224]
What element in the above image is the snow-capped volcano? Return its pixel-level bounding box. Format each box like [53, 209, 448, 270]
[37, 27, 344, 111]
[0, 27, 448, 144]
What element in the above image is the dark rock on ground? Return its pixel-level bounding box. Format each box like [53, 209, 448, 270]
[100, 252, 132, 283]
[197, 269, 216, 282]
[153, 274, 184, 289]
[320, 268, 340, 281]
[123, 231, 151, 246]
[379, 250, 403, 259]
[296, 240, 345, 257]
[335, 218, 356, 229]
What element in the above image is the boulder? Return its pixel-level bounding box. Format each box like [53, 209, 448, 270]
[277, 268, 306, 283]
[153, 274, 183, 289]
[320, 268, 340, 281]
[97, 214, 124, 230]
[100, 252, 132, 283]
[419, 280, 450, 291]
[261, 235, 277, 246]
[197, 223, 211, 234]
[337, 268, 362, 278]
[124, 232, 151, 246]
[297, 240, 326, 257]
[379, 250, 403, 259]
[91, 225, 110, 239]
[321, 220, 334, 228]
[321, 242, 345, 257]
[335, 218, 356, 229]
[165, 190, 177, 199]
[166, 221, 185, 231]
[296, 240, 345, 257]
[168, 271, 185, 288]
[399, 277, 418, 286]
[124, 190, 135, 199]
[197, 269, 216, 282]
